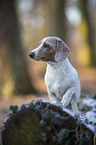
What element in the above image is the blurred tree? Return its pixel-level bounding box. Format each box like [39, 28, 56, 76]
[80, 0, 96, 66]
[0, 0, 35, 97]
[48, 0, 67, 40]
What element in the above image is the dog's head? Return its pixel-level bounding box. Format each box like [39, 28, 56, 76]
[29, 37, 71, 62]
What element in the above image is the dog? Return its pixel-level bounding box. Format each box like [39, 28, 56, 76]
[29, 36, 81, 113]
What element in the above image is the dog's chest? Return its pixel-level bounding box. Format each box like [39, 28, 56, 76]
[45, 64, 69, 96]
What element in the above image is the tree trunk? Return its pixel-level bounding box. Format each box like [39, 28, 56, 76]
[48, 0, 66, 40]
[0, 0, 35, 96]
[80, 0, 96, 66]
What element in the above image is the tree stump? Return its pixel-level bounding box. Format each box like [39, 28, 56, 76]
[1, 99, 94, 145]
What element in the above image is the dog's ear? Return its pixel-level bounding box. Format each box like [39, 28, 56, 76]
[55, 40, 71, 62]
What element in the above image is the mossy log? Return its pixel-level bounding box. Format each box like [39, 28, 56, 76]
[1, 99, 95, 145]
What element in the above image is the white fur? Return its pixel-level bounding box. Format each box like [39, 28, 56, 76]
[45, 58, 80, 113]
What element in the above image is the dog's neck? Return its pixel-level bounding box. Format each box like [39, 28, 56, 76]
[47, 58, 69, 67]
[46, 58, 72, 74]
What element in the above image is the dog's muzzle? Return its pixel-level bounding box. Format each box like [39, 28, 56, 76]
[29, 52, 35, 59]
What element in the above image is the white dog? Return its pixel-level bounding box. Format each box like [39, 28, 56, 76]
[29, 37, 81, 113]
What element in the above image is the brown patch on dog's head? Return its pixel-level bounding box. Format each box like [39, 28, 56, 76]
[29, 37, 71, 62]
[41, 42, 56, 62]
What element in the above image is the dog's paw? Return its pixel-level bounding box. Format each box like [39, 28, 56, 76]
[61, 97, 70, 107]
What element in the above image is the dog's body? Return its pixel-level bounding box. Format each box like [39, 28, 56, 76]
[45, 58, 80, 113]
[29, 37, 80, 113]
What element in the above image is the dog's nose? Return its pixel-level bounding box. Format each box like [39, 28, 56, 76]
[29, 52, 35, 58]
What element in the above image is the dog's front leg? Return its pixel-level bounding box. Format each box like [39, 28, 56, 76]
[71, 94, 79, 113]
[48, 91, 61, 104]
[61, 87, 76, 108]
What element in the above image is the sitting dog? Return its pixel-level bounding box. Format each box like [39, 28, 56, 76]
[29, 37, 81, 113]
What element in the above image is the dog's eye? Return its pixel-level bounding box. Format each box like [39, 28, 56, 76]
[43, 43, 49, 48]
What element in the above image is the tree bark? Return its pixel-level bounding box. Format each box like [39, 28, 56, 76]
[48, 0, 67, 40]
[0, 0, 35, 96]
[80, 0, 96, 66]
